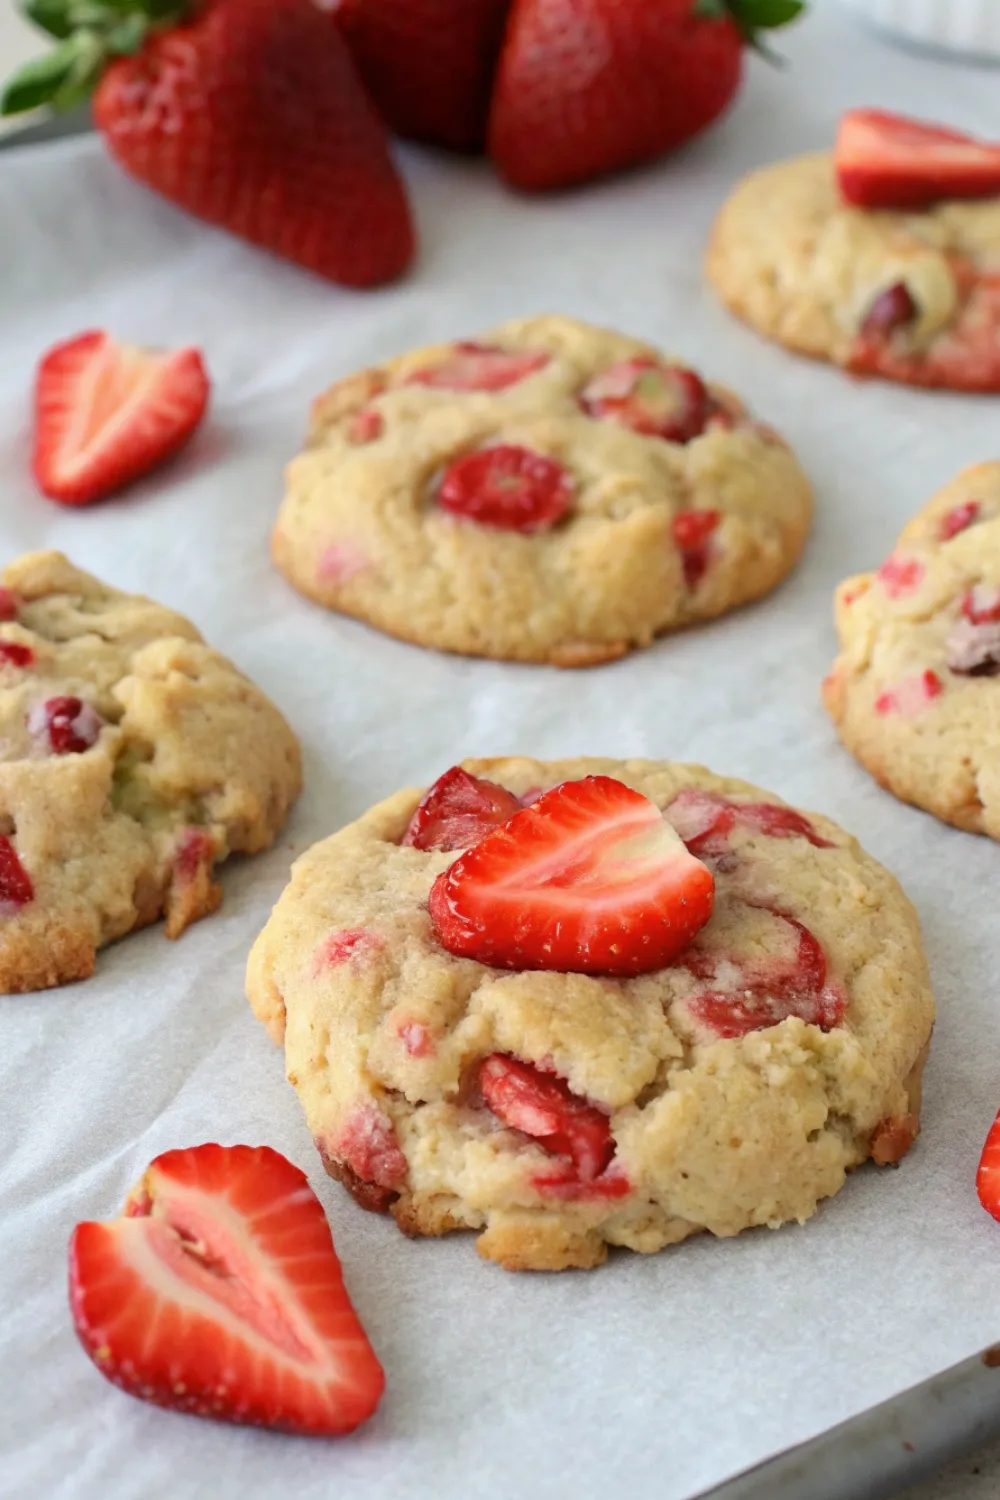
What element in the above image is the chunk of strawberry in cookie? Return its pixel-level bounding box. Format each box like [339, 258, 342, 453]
[334, 1104, 407, 1190]
[947, 613, 1000, 677]
[667, 789, 832, 857]
[407, 343, 550, 392]
[0, 589, 18, 622]
[403, 766, 522, 852]
[939, 501, 982, 541]
[0, 641, 34, 669]
[313, 929, 385, 974]
[165, 827, 221, 939]
[875, 670, 944, 716]
[876, 555, 925, 599]
[682, 907, 847, 1040]
[580, 359, 711, 443]
[27, 695, 102, 754]
[479, 1054, 615, 1182]
[850, 268, 1000, 393]
[672, 510, 721, 588]
[0, 835, 33, 914]
[430, 775, 715, 976]
[438, 445, 573, 533]
[962, 585, 1000, 625]
[861, 283, 918, 338]
[347, 408, 383, 444]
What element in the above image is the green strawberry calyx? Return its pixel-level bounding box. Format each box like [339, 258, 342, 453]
[693, 0, 807, 57]
[1, 0, 190, 118]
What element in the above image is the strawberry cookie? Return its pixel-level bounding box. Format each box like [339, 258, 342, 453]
[273, 315, 811, 666]
[246, 756, 933, 1272]
[825, 462, 1000, 836]
[0, 552, 301, 992]
[707, 111, 1000, 391]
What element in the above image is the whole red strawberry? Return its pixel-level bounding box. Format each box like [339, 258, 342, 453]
[333, 0, 512, 152]
[2, 0, 414, 288]
[489, 0, 805, 192]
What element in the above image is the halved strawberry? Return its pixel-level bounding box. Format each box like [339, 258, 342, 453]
[479, 1053, 615, 1181]
[34, 331, 210, 507]
[69, 1143, 384, 1435]
[429, 775, 715, 976]
[403, 766, 522, 851]
[580, 359, 710, 443]
[836, 110, 1000, 210]
[0, 834, 33, 913]
[406, 342, 549, 392]
[437, 445, 574, 533]
[977, 1110, 1000, 1222]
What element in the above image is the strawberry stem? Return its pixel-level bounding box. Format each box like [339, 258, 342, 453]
[2, 0, 189, 116]
[692, 0, 806, 57]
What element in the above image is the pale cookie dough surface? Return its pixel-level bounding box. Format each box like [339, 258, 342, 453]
[0, 552, 302, 993]
[706, 153, 1000, 391]
[825, 462, 1000, 838]
[273, 315, 812, 666]
[246, 756, 934, 1273]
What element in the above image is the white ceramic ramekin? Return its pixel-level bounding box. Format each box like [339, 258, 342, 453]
[839, 0, 1000, 60]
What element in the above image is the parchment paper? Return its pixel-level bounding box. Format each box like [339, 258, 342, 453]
[2, 7, 1000, 1498]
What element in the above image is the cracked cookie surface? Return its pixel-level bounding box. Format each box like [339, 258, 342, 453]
[0, 552, 302, 992]
[825, 462, 1000, 836]
[707, 154, 1000, 391]
[246, 756, 934, 1272]
[273, 315, 812, 666]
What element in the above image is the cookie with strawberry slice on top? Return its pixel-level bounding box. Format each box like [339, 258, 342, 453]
[0, 552, 301, 992]
[246, 756, 933, 1272]
[825, 462, 1000, 837]
[707, 110, 1000, 391]
[274, 315, 811, 666]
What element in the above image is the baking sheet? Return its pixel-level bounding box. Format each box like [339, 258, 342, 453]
[2, 6, 1000, 1498]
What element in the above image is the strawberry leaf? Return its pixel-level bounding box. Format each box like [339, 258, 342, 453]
[23, 0, 73, 40]
[1, 41, 80, 114]
[729, 0, 805, 26]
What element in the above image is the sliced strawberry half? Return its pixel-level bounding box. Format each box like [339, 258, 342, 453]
[580, 358, 710, 443]
[407, 342, 550, 392]
[34, 331, 210, 507]
[69, 1143, 384, 1436]
[429, 775, 715, 977]
[836, 109, 1000, 210]
[479, 1054, 615, 1182]
[0, 834, 33, 914]
[977, 1109, 1000, 1223]
[437, 444, 573, 533]
[403, 766, 522, 852]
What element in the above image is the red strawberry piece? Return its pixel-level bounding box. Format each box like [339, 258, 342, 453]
[28, 696, 103, 755]
[860, 283, 918, 338]
[314, 929, 385, 973]
[407, 343, 550, 392]
[962, 585, 1000, 625]
[33, 332, 209, 507]
[939, 501, 982, 540]
[479, 1053, 615, 1181]
[875, 670, 944, 716]
[403, 765, 522, 852]
[876, 555, 925, 599]
[317, 543, 371, 585]
[0, 589, 18, 622]
[849, 262, 1000, 394]
[977, 1109, 1000, 1222]
[3, 0, 413, 290]
[429, 775, 715, 977]
[0, 834, 33, 914]
[0, 641, 34, 668]
[488, 0, 802, 193]
[836, 109, 1000, 211]
[683, 908, 846, 1040]
[667, 789, 832, 856]
[347, 408, 384, 444]
[580, 360, 711, 443]
[69, 1142, 384, 1435]
[334, 1105, 407, 1189]
[174, 827, 214, 883]
[397, 1020, 433, 1057]
[671, 509, 721, 588]
[333, 0, 512, 152]
[437, 445, 574, 534]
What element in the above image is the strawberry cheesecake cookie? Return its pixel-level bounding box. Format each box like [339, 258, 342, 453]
[707, 111, 1000, 391]
[825, 462, 1000, 836]
[273, 315, 812, 666]
[246, 757, 934, 1272]
[0, 552, 301, 992]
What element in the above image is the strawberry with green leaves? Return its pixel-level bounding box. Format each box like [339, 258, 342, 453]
[3, 0, 414, 288]
[489, 0, 806, 193]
